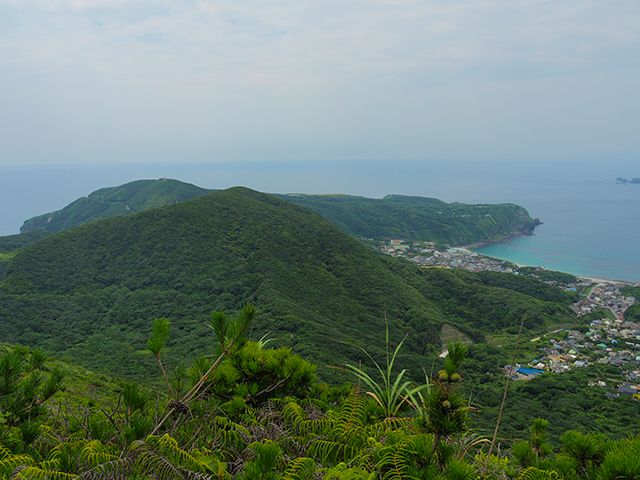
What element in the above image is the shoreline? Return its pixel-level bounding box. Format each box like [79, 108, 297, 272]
[460, 234, 639, 286]
[462, 231, 528, 250]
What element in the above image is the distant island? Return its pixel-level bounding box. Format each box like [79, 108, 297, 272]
[615, 177, 640, 184]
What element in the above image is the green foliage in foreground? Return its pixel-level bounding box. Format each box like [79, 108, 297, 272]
[0, 345, 64, 428]
[1, 333, 638, 480]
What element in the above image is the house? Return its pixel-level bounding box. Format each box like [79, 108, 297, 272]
[617, 385, 640, 399]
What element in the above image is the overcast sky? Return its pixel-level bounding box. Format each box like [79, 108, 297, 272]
[1, 0, 639, 166]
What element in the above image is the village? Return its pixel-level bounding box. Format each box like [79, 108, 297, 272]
[381, 238, 640, 400]
[381, 238, 525, 274]
[504, 319, 640, 399]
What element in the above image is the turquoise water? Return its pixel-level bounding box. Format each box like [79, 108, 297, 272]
[1, 159, 639, 282]
[470, 174, 640, 282]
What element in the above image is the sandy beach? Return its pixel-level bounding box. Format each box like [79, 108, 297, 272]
[578, 276, 630, 285]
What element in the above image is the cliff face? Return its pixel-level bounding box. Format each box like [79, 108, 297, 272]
[20, 214, 54, 233]
[517, 212, 542, 235]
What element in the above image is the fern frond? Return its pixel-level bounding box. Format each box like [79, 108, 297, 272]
[322, 463, 375, 480]
[14, 465, 79, 480]
[76, 458, 132, 480]
[0, 445, 12, 460]
[190, 452, 230, 480]
[0, 448, 34, 478]
[308, 440, 345, 464]
[38, 425, 62, 447]
[377, 437, 418, 480]
[282, 457, 315, 480]
[517, 467, 559, 480]
[364, 417, 411, 437]
[132, 434, 220, 480]
[35, 459, 61, 471]
[336, 390, 367, 431]
[282, 402, 330, 437]
[308, 439, 364, 465]
[212, 417, 251, 455]
[79, 440, 118, 469]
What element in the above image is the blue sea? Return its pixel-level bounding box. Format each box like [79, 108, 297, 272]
[1, 159, 639, 282]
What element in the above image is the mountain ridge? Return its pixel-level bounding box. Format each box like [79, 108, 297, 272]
[0, 187, 572, 383]
[20, 178, 215, 234]
[16, 178, 539, 248]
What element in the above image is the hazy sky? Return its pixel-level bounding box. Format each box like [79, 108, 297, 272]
[1, 0, 639, 166]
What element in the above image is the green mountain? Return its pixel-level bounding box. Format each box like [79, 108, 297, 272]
[0, 187, 574, 384]
[20, 178, 214, 234]
[274, 193, 540, 245]
[0, 230, 52, 279]
[17, 179, 538, 248]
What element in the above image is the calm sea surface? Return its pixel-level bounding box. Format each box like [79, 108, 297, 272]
[1, 160, 638, 282]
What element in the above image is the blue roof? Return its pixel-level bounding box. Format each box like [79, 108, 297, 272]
[517, 367, 545, 375]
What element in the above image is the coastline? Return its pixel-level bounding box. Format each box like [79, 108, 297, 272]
[463, 231, 528, 250]
[462, 231, 638, 286]
[576, 276, 632, 285]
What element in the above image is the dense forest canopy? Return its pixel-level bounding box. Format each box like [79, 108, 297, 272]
[274, 192, 540, 245]
[0, 187, 574, 385]
[15, 178, 539, 247]
[19, 179, 215, 234]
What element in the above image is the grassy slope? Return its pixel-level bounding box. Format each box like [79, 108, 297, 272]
[0, 188, 572, 384]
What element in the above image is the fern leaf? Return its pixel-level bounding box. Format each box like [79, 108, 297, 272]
[517, 467, 559, 480]
[377, 437, 418, 480]
[282, 457, 315, 480]
[78, 440, 118, 468]
[14, 465, 79, 480]
[0, 449, 34, 479]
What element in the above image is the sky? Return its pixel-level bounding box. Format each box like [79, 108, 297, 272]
[1, 0, 639, 166]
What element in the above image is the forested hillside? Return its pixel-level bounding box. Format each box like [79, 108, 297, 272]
[0, 230, 52, 279]
[20, 178, 214, 233]
[1, 187, 571, 384]
[274, 193, 540, 245]
[14, 179, 539, 249]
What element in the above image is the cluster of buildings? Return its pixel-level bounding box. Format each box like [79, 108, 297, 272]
[571, 284, 636, 320]
[504, 319, 640, 399]
[382, 240, 517, 274]
[380, 239, 640, 399]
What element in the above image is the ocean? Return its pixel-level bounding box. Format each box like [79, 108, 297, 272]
[1, 159, 639, 282]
